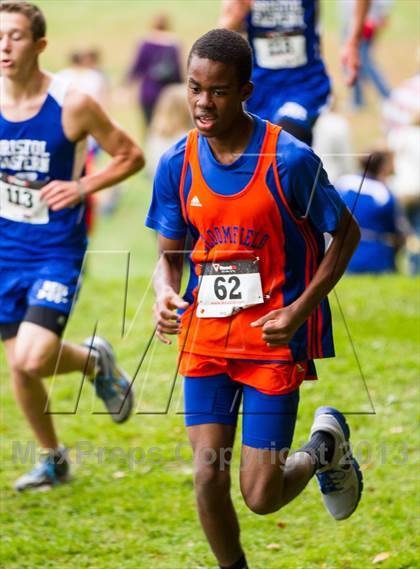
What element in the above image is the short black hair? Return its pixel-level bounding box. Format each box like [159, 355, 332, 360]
[360, 149, 393, 178]
[188, 28, 252, 86]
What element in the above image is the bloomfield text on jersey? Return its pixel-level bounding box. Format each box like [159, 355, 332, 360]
[202, 225, 270, 252]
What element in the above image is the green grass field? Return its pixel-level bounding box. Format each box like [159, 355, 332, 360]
[1, 1, 420, 568]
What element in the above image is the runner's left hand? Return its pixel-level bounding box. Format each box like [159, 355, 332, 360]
[40, 180, 84, 211]
[250, 306, 303, 346]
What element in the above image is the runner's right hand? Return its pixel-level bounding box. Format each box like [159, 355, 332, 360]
[153, 289, 189, 345]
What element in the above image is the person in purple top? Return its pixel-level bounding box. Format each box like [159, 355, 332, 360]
[127, 13, 183, 125]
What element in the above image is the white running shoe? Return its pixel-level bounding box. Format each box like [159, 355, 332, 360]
[83, 336, 134, 423]
[14, 446, 70, 492]
[310, 406, 363, 521]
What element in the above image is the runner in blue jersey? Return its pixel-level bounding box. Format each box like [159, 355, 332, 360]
[0, 2, 144, 491]
[220, 0, 371, 145]
[336, 149, 407, 274]
[148, 29, 363, 569]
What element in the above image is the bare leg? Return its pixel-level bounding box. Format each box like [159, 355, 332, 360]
[187, 423, 244, 567]
[4, 336, 59, 449]
[281, 451, 316, 506]
[4, 323, 97, 449]
[240, 445, 315, 515]
[14, 322, 97, 378]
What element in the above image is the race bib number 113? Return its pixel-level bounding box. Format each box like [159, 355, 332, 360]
[0, 176, 49, 224]
[254, 33, 307, 69]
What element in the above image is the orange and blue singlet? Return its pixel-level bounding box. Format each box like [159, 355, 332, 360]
[146, 115, 345, 400]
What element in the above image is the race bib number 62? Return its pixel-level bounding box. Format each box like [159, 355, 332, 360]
[197, 259, 264, 318]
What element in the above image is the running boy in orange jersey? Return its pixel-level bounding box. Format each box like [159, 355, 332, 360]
[146, 29, 362, 569]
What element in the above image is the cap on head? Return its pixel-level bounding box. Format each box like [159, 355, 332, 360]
[188, 28, 253, 86]
[0, 2, 46, 41]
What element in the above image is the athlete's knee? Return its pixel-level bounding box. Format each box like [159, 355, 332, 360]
[194, 454, 231, 501]
[13, 348, 52, 378]
[13, 330, 60, 378]
[241, 477, 284, 515]
[242, 486, 281, 515]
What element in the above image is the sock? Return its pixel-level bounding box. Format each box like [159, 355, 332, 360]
[40, 445, 66, 462]
[220, 554, 249, 569]
[299, 430, 335, 472]
[86, 347, 100, 381]
[39, 446, 69, 476]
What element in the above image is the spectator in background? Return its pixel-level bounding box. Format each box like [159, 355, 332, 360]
[58, 48, 108, 106]
[383, 71, 420, 274]
[313, 97, 356, 184]
[340, 0, 392, 109]
[383, 72, 420, 131]
[59, 50, 122, 218]
[145, 83, 193, 178]
[127, 14, 182, 126]
[58, 49, 111, 230]
[335, 149, 408, 274]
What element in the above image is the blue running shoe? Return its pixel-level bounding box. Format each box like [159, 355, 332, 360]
[83, 336, 133, 423]
[14, 447, 70, 492]
[310, 406, 363, 521]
